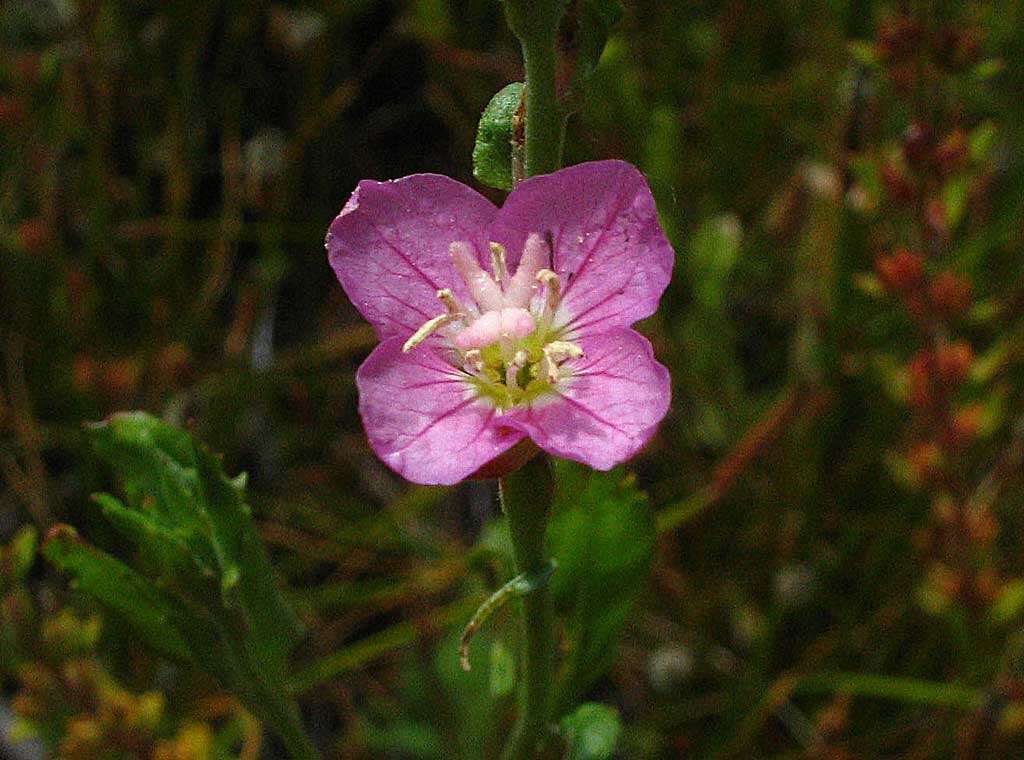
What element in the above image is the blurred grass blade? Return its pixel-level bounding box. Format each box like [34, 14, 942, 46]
[796, 672, 985, 709]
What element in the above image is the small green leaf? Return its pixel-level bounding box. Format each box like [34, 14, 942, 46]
[560, 703, 622, 760]
[42, 524, 193, 664]
[473, 82, 524, 191]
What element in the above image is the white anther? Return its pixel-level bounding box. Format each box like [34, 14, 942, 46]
[543, 340, 584, 363]
[462, 349, 485, 376]
[537, 340, 583, 384]
[402, 313, 461, 353]
[489, 242, 509, 286]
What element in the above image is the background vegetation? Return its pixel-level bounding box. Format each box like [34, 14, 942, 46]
[1, 0, 1024, 757]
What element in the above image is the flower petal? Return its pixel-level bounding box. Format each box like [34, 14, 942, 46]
[357, 338, 526, 485]
[490, 160, 674, 336]
[327, 174, 497, 340]
[503, 328, 670, 470]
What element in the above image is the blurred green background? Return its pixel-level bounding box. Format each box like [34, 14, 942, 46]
[2, 0, 1024, 757]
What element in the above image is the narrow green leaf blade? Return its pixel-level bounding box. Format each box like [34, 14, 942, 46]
[42, 524, 193, 664]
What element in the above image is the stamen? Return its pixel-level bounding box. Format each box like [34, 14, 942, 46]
[451, 241, 504, 311]
[489, 242, 509, 286]
[536, 269, 562, 314]
[538, 340, 583, 384]
[506, 350, 528, 390]
[463, 349, 485, 375]
[403, 313, 461, 353]
[544, 340, 584, 362]
[436, 288, 463, 316]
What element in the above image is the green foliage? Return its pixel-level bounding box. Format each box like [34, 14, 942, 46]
[44, 412, 315, 758]
[560, 702, 623, 759]
[549, 462, 655, 713]
[473, 82, 525, 191]
[564, 0, 625, 110]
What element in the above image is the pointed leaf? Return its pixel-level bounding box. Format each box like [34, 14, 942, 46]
[42, 524, 193, 664]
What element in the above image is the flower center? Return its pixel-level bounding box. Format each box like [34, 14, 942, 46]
[402, 233, 582, 410]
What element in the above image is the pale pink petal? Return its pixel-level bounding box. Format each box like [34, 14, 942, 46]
[503, 233, 548, 308]
[451, 241, 504, 312]
[327, 175, 497, 340]
[357, 338, 525, 484]
[453, 307, 536, 350]
[489, 160, 674, 336]
[503, 328, 670, 470]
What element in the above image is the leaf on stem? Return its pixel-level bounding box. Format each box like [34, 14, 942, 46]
[473, 82, 525, 191]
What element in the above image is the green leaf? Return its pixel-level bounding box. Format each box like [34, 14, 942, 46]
[192, 439, 304, 676]
[42, 524, 194, 664]
[549, 462, 655, 712]
[565, 0, 625, 109]
[560, 703, 623, 760]
[86, 412, 303, 678]
[92, 493, 214, 586]
[473, 82, 524, 191]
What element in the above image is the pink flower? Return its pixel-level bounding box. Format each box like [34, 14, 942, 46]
[326, 160, 673, 485]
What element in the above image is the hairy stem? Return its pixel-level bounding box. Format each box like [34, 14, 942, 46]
[499, 456, 555, 760]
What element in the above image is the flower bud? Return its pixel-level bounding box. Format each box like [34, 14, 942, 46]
[875, 247, 924, 293]
[928, 271, 972, 318]
[944, 403, 983, 449]
[934, 340, 973, 387]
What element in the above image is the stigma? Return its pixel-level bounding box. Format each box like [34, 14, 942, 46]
[402, 233, 583, 408]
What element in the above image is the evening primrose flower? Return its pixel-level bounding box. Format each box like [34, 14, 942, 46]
[326, 160, 673, 485]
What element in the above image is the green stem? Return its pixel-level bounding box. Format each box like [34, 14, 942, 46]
[500, 456, 555, 760]
[520, 34, 565, 176]
[502, 0, 568, 177]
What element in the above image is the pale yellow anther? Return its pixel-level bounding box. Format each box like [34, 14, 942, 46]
[403, 313, 461, 353]
[489, 242, 509, 286]
[537, 340, 583, 384]
[544, 340, 584, 362]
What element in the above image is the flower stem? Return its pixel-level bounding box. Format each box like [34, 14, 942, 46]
[499, 455, 555, 760]
[502, 0, 568, 177]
